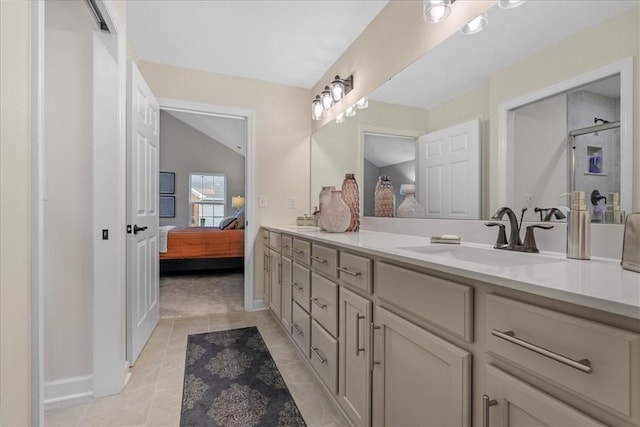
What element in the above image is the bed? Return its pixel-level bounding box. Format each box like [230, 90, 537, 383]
[159, 226, 244, 274]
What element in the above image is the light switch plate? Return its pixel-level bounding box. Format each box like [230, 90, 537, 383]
[288, 196, 296, 209]
[259, 195, 268, 208]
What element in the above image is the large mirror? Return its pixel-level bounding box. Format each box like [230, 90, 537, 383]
[310, 0, 637, 223]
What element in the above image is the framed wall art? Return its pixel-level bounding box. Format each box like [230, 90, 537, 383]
[159, 172, 175, 194]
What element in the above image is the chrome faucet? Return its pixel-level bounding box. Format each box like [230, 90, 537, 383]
[486, 207, 554, 253]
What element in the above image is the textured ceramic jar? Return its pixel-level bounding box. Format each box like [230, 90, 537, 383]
[397, 184, 425, 218]
[322, 191, 351, 233]
[341, 173, 360, 232]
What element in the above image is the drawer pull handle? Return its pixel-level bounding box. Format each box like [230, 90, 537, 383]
[292, 282, 303, 291]
[292, 248, 304, 254]
[292, 323, 303, 335]
[491, 329, 592, 374]
[311, 347, 327, 364]
[280, 243, 289, 248]
[310, 297, 328, 309]
[310, 255, 328, 264]
[370, 323, 381, 369]
[355, 314, 365, 356]
[482, 395, 497, 427]
[264, 254, 269, 272]
[337, 266, 362, 277]
[278, 263, 282, 283]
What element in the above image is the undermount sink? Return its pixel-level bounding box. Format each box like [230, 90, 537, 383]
[396, 245, 566, 267]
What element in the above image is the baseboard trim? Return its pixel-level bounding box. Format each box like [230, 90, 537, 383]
[252, 299, 267, 311]
[44, 374, 93, 404]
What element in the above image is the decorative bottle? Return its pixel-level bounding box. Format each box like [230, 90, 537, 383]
[318, 186, 335, 231]
[322, 191, 351, 233]
[397, 184, 425, 218]
[341, 173, 360, 232]
[374, 175, 395, 217]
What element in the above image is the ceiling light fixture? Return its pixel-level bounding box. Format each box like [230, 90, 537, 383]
[460, 12, 488, 35]
[423, 0, 452, 23]
[498, 0, 527, 9]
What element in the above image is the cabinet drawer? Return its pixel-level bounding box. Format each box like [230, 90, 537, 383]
[311, 243, 338, 278]
[311, 273, 338, 337]
[292, 262, 310, 313]
[269, 231, 281, 251]
[280, 235, 292, 258]
[311, 319, 339, 394]
[292, 238, 310, 266]
[338, 252, 372, 294]
[486, 294, 640, 420]
[291, 301, 310, 359]
[375, 262, 473, 342]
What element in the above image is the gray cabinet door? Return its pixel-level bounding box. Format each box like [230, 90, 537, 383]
[269, 250, 282, 319]
[484, 365, 605, 427]
[281, 256, 292, 334]
[339, 288, 372, 427]
[372, 307, 471, 427]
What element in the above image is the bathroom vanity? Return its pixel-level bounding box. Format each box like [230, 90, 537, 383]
[262, 226, 639, 427]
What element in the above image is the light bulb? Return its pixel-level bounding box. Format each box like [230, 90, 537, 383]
[460, 13, 488, 35]
[311, 96, 323, 120]
[331, 76, 345, 101]
[321, 86, 333, 111]
[355, 96, 368, 109]
[335, 112, 346, 124]
[423, 0, 451, 23]
[345, 105, 356, 117]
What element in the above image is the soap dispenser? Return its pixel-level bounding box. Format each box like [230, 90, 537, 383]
[566, 191, 591, 260]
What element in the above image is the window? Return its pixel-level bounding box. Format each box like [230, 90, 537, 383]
[189, 173, 225, 227]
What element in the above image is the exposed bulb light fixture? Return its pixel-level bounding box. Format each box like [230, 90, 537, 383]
[498, 0, 527, 9]
[311, 95, 323, 121]
[321, 86, 333, 111]
[345, 105, 356, 117]
[330, 75, 353, 102]
[460, 12, 488, 35]
[335, 112, 346, 124]
[423, 0, 452, 23]
[355, 96, 368, 109]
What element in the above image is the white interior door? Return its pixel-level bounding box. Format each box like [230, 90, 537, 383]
[417, 118, 480, 219]
[127, 62, 160, 364]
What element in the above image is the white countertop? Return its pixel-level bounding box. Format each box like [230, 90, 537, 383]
[266, 226, 640, 320]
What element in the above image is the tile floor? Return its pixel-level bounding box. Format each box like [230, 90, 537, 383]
[44, 310, 349, 426]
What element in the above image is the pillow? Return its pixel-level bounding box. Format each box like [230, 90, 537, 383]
[220, 217, 238, 230]
[235, 208, 245, 229]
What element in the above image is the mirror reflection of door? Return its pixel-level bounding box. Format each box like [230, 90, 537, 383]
[363, 133, 417, 217]
[512, 74, 621, 222]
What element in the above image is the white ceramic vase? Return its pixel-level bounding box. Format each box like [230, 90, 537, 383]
[321, 191, 351, 233]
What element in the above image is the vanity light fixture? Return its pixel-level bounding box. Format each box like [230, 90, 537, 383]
[320, 86, 334, 111]
[345, 104, 356, 117]
[335, 112, 346, 124]
[498, 0, 527, 9]
[311, 95, 324, 121]
[355, 96, 368, 109]
[330, 75, 353, 102]
[423, 0, 452, 23]
[460, 12, 488, 35]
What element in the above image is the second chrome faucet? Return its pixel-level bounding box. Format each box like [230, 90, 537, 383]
[486, 207, 553, 253]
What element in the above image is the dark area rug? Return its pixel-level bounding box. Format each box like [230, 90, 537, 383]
[180, 326, 306, 427]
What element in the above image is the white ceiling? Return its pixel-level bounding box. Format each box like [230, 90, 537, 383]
[127, 0, 389, 89]
[165, 110, 247, 156]
[364, 134, 417, 168]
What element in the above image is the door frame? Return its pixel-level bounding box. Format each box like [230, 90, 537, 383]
[157, 97, 257, 312]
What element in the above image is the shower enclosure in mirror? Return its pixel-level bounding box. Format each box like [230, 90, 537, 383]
[310, 0, 637, 223]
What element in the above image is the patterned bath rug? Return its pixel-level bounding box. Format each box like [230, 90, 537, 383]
[180, 326, 306, 427]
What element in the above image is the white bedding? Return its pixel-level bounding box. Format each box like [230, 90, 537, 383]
[158, 225, 176, 253]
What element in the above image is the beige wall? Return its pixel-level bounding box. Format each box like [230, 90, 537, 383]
[137, 61, 311, 302]
[0, 0, 33, 424]
[43, 0, 95, 383]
